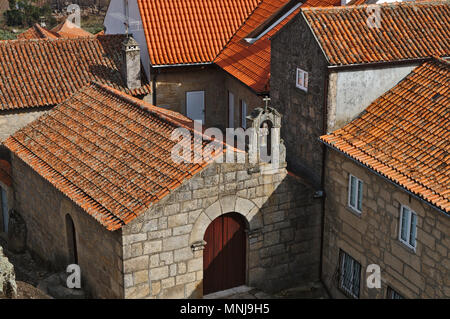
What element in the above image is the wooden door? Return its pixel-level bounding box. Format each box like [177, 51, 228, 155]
[203, 213, 246, 295]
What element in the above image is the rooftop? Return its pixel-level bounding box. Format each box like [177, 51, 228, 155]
[3, 83, 215, 230]
[137, 0, 261, 66]
[215, 0, 340, 93]
[320, 58, 450, 213]
[302, 0, 450, 66]
[0, 35, 151, 111]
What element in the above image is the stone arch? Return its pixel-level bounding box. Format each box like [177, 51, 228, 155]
[189, 195, 262, 245]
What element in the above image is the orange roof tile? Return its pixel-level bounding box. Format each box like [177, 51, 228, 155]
[137, 0, 261, 65]
[0, 35, 151, 111]
[303, 1, 450, 66]
[215, 0, 340, 93]
[17, 24, 61, 40]
[51, 20, 93, 38]
[3, 83, 219, 230]
[320, 58, 450, 213]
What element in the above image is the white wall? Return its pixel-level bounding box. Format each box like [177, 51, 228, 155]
[327, 64, 418, 132]
[104, 0, 152, 79]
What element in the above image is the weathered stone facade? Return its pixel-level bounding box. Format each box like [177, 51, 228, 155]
[10, 155, 124, 298]
[6, 129, 322, 299]
[122, 159, 322, 298]
[154, 65, 264, 129]
[270, 14, 328, 186]
[322, 149, 450, 298]
[0, 108, 50, 142]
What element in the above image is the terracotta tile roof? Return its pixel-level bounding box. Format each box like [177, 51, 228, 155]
[17, 24, 61, 40]
[320, 58, 450, 213]
[215, 0, 340, 93]
[3, 83, 218, 230]
[0, 159, 12, 187]
[137, 0, 261, 65]
[18, 20, 93, 40]
[51, 20, 93, 38]
[303, 1, 450, 66]
[345, 0, 371, 5]
[0, 35, 151, 111]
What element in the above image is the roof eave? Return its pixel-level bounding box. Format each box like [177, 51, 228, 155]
[319, 138, 450, 218]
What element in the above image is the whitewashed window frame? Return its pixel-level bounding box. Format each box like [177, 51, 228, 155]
[296, 68, 308, 92]
[398, 205, 417, 251]
[348, 174, 363, 214]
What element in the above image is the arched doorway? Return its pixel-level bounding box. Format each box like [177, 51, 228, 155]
[203, 212, 247, 295]
[65, 214, 78, 264]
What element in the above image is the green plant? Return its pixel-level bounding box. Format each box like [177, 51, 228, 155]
[4, 0, 55, 27]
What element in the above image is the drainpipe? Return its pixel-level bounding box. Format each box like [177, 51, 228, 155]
[319, 66, 332, 298]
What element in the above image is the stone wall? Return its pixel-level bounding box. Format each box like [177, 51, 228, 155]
[121, 160, 322, 298]
[270, 15, 329, 186]
[224, 75, 265, 129]
[10, 155, 124, 298]
[0, 108, 50, 142]
[154, 66, 264, 129]
[322, 149, 450, 298]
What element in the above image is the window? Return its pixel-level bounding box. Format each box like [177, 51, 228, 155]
[399, 205, 417, 250]
[348, 174, 363, 213]
[387, 287, 404, 299]
[339, 250, 361, 298]
[240, 100, 247, 129]
[296, 68, 309, 92]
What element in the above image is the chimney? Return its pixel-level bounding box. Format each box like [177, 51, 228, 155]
[121, 36, 141, 90]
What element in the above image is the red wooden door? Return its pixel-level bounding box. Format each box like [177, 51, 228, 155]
[203, 213, 246, 295]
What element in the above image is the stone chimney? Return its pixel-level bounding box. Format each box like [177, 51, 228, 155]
[121, 36, 141, 90]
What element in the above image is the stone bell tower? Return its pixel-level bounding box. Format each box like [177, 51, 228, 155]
[121, 36, 141, 90]
[248, 97, 287, 171]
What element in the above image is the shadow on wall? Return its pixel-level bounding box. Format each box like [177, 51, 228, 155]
[186, 171, 322, 298]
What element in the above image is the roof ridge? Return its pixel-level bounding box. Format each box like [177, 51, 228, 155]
[0, 33, 125, 45]
[303, 0, 449, 11]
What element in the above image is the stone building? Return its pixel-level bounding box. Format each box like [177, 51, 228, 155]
[319, 59, 449, 298]
[104, 0, 339, 129]
[271, 1, 450, 185]
[0, 34, 151, 143]
[2, 83, 322, 298]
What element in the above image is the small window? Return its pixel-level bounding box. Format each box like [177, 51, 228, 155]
[348, 174, 363, 213]
[399, 205, 417, 250]
[339, 250, 361, 298]
[296, 68, 309, 92]
[387, 287, 404, 299]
